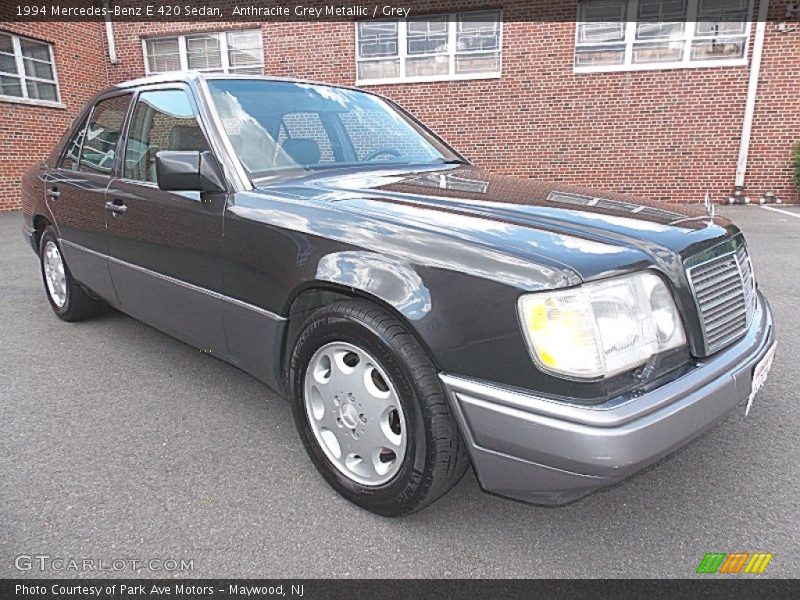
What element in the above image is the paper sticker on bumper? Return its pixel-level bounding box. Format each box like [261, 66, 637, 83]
[746, 343, 776, 417]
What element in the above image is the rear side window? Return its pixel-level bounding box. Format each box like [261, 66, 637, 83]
[123, 89, 209, 183]
[59, 113, 89, 171]
[79, 94, 131, 175]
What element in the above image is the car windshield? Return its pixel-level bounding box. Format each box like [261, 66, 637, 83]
[206, 79, 461, 180]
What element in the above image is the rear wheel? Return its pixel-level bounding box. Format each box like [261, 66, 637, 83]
[39, 227, 102, 321]
[289, 300, 469, 517]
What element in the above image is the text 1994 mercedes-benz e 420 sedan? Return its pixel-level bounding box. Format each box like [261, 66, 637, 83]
[21, 73, 776, 516]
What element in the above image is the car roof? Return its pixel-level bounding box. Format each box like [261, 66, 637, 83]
[112, 71, 358, 92]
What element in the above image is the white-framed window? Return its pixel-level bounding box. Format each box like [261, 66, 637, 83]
[143, 29, 264, 75]
[0, 31, 61, 106]
[574, 0, 752, 73]
[355, 10, 502, 85]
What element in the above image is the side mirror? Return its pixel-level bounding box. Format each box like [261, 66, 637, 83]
[155, 150, 226, 193]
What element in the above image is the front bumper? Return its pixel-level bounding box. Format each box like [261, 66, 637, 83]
[440, 292, 775, 505]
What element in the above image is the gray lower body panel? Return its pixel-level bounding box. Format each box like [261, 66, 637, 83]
[440, 293, 775, 505]
[57, 238, 287, 393]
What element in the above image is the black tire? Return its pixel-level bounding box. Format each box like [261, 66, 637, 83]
[39, 226, 102, 321]
[289, 300, 470, 517]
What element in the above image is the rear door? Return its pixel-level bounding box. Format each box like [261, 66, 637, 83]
[46, 92, 132, 302]
[104, 86, 228, 354]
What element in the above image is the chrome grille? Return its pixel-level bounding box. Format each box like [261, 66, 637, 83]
[687, 244, 756, 354]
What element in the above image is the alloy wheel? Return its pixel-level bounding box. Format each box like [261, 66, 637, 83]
[43, 240, 67, 308]
[303, 341, 408, 486]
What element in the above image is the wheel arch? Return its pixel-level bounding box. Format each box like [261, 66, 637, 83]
[32, 214, 52, 251]
[279, 281, 442, 393]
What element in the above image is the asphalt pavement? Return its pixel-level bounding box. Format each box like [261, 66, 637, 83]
[1, 206, 798, 578]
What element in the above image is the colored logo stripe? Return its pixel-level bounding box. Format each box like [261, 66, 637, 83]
[697, 553, 726, 574]
[744, 553, 774, 574]
[719, 553, 749, 574]
[696, 552, 773, 574]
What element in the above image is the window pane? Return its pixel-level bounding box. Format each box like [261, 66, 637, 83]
[358, 21, 398, 58]
[186, 34, 222, 71]
[691, 37, 746, 60]
[696, 0, 748, 36]
[19, 38, 50, 61]
[229, 48, 262, 68]
[124, 90, 207, 182]
[80, 94, 131, 175]
[406, 56, 449, 77]
[60, 114, 89, 171]
[0, 52, 17, 74]
[23, 57, 54, 80]
[575, 44, 626, 66]
[577, 0, 627, 43]
[226, 30, 261, 50]
[26, 80, 57, 100]
[407, 17, 448, 55]
[632, 40, 684, 62]
[456, 11, 501, 51]
[636, 0, 687, 40]
[145, 38, 181, 72]
[227, 30, 263, 72]
[0, 33, 13, 54]
[0, 74, 22, 97]
[357, 59, 399, 80]
[455, 52, 500, 74]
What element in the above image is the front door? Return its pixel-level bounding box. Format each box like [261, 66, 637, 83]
[46, 93, 132, 302]
[105, 87, 228, 354]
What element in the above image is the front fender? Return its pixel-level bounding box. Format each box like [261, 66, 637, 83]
[315, 251, 431, 321]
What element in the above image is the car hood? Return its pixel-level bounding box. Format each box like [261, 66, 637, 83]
[248, 164, 739, 289]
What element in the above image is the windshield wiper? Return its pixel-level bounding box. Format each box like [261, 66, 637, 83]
[429, 158, 470, 165]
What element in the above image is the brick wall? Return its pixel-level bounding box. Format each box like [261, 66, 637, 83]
[1, 0, 797, 211]
[746, 4, 800, 204]
[0, 22, 108, 212]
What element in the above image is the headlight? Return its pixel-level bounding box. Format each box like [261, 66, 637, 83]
[517, 272, 686, 379]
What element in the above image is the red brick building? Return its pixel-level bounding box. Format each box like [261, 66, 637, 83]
[1, 0, 798, 212]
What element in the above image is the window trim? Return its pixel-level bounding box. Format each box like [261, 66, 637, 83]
[0, 31, 63, 108]
[141, 29, 264, 75]
[355, 10, 503, 86]
[573, 0, 753, 74]
[119, 85, 214, 186]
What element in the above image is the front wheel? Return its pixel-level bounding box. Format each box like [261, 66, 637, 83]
[289, 300, 469, 516]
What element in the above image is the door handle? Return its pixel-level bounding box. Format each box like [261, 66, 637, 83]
[105, 201, 128, 215]
[46, 187, 60, 199]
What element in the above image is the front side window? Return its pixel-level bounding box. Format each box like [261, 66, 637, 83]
[0, 31, 60, 104]
[356, 10, 502, 84]
[207, 79, 459, 179]
[79, 94, 131, 175]
[124, 89, 209, 183]
[144, 29, 263, 75]
[574, 0, 751, 72]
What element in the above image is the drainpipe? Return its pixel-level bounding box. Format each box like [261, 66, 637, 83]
[734, 0, 770, 190]
[103, 0, 119, 64]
